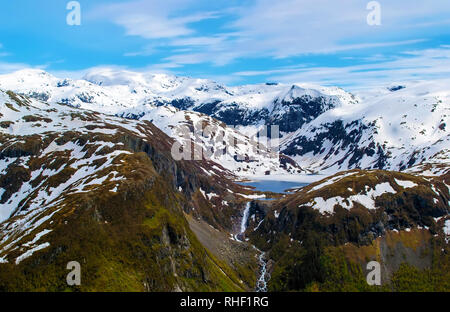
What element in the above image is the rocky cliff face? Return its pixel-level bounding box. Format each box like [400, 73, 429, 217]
[1, 69, 448, 177]
[0, 69, 357, 176]
[0, 69, 449, 292]
[243, 170, 450, 291]
[0, 90, 252, 291]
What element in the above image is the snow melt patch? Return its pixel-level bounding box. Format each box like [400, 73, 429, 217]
[444, 220, 450, 236]
[431, 185, 440, 196]
[311, 182, 396, 213]
[15, 242, 50, 264]
[312, 196, 350, 214]
[238, 193, 266, 199]
[350, 182, 396, 209]
[22, 229, 52, 247]
[206, 192, 218, 200]
[394, 178, 418, 189]
[308, 172, 358, 193]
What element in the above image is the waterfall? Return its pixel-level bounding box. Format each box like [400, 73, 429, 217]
[240, 202, 251, 234]
[237, 202, 270, 292]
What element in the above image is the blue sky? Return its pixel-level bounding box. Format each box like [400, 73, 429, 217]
[0, 0, 449, 89]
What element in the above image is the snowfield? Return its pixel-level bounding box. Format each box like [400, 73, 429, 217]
[283, 80, 450, 174]
[0, 68, 448, 178]
[394, 178, 418, 189]
[0, 90, 168, 263]
[309, 182, 397, 214]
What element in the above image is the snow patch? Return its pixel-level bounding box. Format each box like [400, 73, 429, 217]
[444, 220, 450, 236]
[15, 242, 50, 264]
[310, 182, 396, 213]
[394, 178, 418, 188]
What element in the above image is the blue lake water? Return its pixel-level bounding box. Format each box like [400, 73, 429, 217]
[239, 180, 309, 194]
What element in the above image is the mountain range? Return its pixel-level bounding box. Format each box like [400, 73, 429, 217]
[0, 68, 448, 176]
[0, 68, 448, 291]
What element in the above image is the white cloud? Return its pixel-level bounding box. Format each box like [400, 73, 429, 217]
[117, 15, 193, 39]
[224, 0, 450, 58]
[170, 35, 227, 47]
[233, 65, 308, 77]
[2, 46, 449, 90]
[3, 1, 447, 88]
[89, 0, 219, 40]
[0, 62, 42, 75]
[255, 47, 450, 89]
[97, 0, 450, 69]
[123, 45, 158, 57]
[48, 63, 179, 81]
[116, 11, 218, 39]
[42, 46, 450, 89]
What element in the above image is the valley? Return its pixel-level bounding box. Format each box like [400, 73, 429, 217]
[0, 69, 448, 292]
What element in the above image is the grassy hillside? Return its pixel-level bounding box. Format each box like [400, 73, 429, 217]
[0, 91, 250, 291]
[246, 170, 450, 291]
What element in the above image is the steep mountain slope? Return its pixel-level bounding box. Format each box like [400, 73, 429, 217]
[0, 68, 230, 114]
[118, 104, 302, 176]
[0, 67, 448, 292]
[193, 83, 356, 133]
[250, 170, 450, 242]
[282, 81, 450, 174]
[0, 90, 255, 291]
[0, 69, 303, 176]
[1, 69, 447, 177]
[244, 169, 450, 291]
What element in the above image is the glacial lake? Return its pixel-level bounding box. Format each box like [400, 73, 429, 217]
[238, 180, 309, 194]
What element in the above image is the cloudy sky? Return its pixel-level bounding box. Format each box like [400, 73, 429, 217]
[1, 0, 449, 88]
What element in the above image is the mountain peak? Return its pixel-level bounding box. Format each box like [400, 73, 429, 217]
[82, 67, 150, 86]
[2, 68, 55, 82]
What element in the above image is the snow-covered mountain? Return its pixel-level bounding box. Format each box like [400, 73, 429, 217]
[0, 68, 355, 128]
[0, 70, 449, 292]
[0, 89, 260, 291]
[0, 69, 304, 176]
[0, 68, 232, 113]
[118, 105, 302, 176]
[0, 68, 448, 177]
[282, 81, 450, 174]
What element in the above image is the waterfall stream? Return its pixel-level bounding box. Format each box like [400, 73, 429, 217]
[238, 201, 270, 292]
[255, 251, 268, 292]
